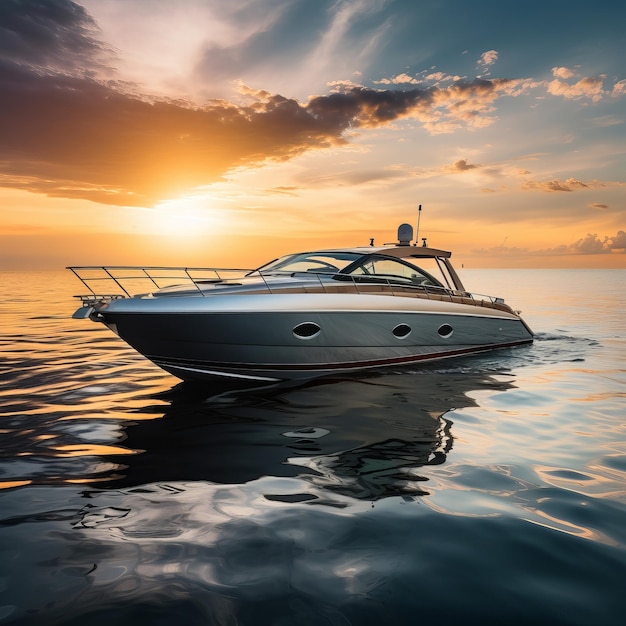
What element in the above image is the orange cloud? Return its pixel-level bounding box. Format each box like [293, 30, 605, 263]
[612, 80, 626, 97]
[609, 230, 626, 250]
[374, 73, 419, 85]
[1, 1, 623, 211]
[521, 178, 604, 192]
[551, 66, 576, 80]
[549, 231, 626, 254]
[474, 231, 626, 257]
[0, 63, 346, 206]
[0, 62, 528, 206]
[547, 76, 606, 102]
[446, 159, 479, 172]
[477, 50, 498, 73]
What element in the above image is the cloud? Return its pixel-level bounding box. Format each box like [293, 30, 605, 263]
[3, 48, 617, 208]
[570, 233, 608, 254]
[0, 61, 350, 206]
[0, 1, 623, 208]
[547, 75, 606, 102]
[0, 3, 531, 205]
[544, 68, 625, 102]
[193, 0, 393, 99]
[609, 230, 626, 250]
[263, 186, 299, 196]
[0, 60, 530, 205]
[474, 231, 626, 257]
[521, 178, 603, 192]
[0, 0, 113, 73]
[374, 73, 419, 85]
[591, 115, 623, 128]
[446, 159, 479, 172]
[478, 50, 498, 68]
[612, 80, 626, 97]
[551, 66, 576, 79]
[306, 85, 431, 127]
[545, 231, 626, 255]
[424, 72, 451, 82]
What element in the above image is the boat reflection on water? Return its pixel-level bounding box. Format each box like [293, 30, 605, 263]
[102, 368, 514, 502]
[1, 368, 518, 625]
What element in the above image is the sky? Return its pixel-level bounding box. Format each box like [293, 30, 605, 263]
[1, 0, 625, 270]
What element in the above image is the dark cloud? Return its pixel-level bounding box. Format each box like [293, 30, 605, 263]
[0, 60, 338, 205]
[307, 86, 433, 128]
[0, 1, 535, 207]
[447, 159, 479, 172]
[0, 0, 112, 72]
[0, 54, 510, 206]
[6, 2, 608, 209]
[608, 230, 626, 249]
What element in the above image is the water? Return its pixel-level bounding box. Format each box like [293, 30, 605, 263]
[1, 269, 625, 625]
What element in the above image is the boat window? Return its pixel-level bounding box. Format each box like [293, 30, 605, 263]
[348, 257, 444, 287]
[254, 252, 362, 274]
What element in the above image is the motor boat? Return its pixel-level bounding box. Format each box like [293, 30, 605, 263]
[68, 224, 533, 382]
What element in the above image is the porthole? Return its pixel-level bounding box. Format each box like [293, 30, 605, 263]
[393, 323, 412, 338]
[438, 323, 454, 338]
[293, 321, 321, 339]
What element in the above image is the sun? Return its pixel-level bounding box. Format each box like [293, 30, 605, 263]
[151, 207, 205, 237]
[143, 196, 225, 237]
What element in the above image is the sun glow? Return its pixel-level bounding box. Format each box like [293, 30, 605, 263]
[142, 196, 226, 237]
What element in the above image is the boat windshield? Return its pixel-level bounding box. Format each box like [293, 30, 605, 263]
[253, 251, 453, 289]
[253, 252, 364, 274]
[346, 255, 446, 288]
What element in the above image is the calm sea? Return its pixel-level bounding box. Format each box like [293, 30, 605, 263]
[0, 269, 625, 625]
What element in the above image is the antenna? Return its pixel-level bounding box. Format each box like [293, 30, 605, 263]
[414, 204, 422, 246]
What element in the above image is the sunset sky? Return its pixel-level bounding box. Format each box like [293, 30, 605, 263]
[1, 0, 625, 269]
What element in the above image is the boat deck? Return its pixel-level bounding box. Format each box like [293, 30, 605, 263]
[68, 265, 517, 315]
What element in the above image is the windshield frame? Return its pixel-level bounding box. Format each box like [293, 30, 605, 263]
[250, 251, 366, 275]
[341, 254, 446, 288]
[250, 250, 452, 289]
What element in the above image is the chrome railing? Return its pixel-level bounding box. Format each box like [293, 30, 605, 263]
[247, 270, 507, 309]
[67, 266, 254, 299]
[67, 266, 510, 312]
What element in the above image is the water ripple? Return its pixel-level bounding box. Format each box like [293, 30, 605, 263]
[1, 269, 625, 624]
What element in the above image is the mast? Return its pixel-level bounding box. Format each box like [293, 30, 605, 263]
[415, 204, 422, 246]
